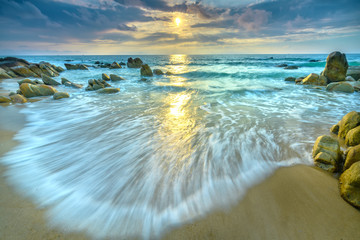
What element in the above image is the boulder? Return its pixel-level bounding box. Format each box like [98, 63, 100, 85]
[53, 65, 65, 72]
[326, 82, 354, 93]
[338, 111, 360, 139]
[295, 77, 305, 84]
[19, 83, 57, 98]
[330, 124, 339, 135]
[29, 64, 43, 77]
[102, 73, 110, 81]
[285, 77, 296, 82]
[64, 63, 89, 70]
[140, 64, 153, 77]
[339, 161, 360, 208]
[0, 57, 29, 69]
[276, 64, 288, 67]
[97, 88, 120, 94]
[153, 69, 164, 75]
[39, 63, 58, 77]
[347, 66, 360, 80]
[42, 74, 61, 86]
[321, 51, 348, 82]
[61, 78, 83, 88]
[345, 76, 356, 82]
[312, 135, 341, 172]
[110, 74, 124, 81]
[301, 73, 327, 86]
[110, 62, 122, 69]
[53, 92, 70, 100]
[284, 65, 299, 70]
[0, 68, 12, 79]
[10, 66, 38, 77]
[10, 94, 27, 103]
[127, 57, 143, 68]
[165, 71, 173, 75]
[345, 126, 360, 146]
[85, 79, 111, 91]
[0, 96, 11, 103]
[17, 79, 35, 85]
[344, 145, 360, 170]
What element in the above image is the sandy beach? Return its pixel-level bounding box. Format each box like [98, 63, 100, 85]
[0, 106, 359, 240]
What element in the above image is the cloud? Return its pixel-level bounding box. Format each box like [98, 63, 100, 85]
[117, 23, 137, 31]
[236, 8, 271, 31]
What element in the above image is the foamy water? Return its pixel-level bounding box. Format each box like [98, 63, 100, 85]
[1, 54, 360, 239]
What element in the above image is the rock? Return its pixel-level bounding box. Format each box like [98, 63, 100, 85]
[153, 69, 164, 75]
[64, 63, 89, 70]
[95, 61, 100, 64]
[0, 96, 11, 103]
[345, 76, 356, 82]
[42, 74, 61, 86]
[33, 79, 43, 84]
[0, 57, 29, 69]
[344, 145, 360, 170]
[339, 161, 360, 208]
[110, 62, 122, 69]
[29, 64, 43, 77]
[102, 73, 110, 81]
[347, 66, 360, 80]
[119, 62, 126, 66]
[326, 82, 354, 93]
[301, 73, 327, 86]
[309, 59, 320, 62]
[276, 64, 288, 67]
[345, 126, 360, 146]
[85, 79, 111, 91]
[330, 124, 339, 135]
[19, 83, 57, 98]
[9, 92, 16, 96]
[312, 135, 341, 172]
[285, 77, 296, 82]
[338, 111, 360, 139]
[165, 71, 173, 75]
[284, 65, 299, 70]
[97, 88, 120, 94]
[17, 79, 35, 85]
[140, 78, 148, 82]
[10, 66, 38, 77]
[110, 74, 124, 81]
[53, 92, 70, 100]
[321, 51, 348, 82]
[53, 66, 65, 72]
[39, 62, 59, 77]
[127, 57, 143, 68]
[61, 78, 83, 88]
[140, 64, 153, 77]
[0, 68, 12, 79]
[10, 94, 27, 103]
[295, 77, 305, 84]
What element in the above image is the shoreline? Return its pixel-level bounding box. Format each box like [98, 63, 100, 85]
[0, 106, 360, 240]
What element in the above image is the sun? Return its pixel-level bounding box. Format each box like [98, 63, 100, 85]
[175, 17, 181, 26]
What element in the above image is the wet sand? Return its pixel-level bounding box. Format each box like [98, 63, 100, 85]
[1, 106, 360, 240]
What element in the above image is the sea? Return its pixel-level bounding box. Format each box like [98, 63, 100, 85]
[1, 54, 360, 239]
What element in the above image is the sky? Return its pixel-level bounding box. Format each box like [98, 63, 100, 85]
[0, 0, 360, 55]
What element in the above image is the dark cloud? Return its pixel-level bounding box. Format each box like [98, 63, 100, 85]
[117, 23, 137, 31]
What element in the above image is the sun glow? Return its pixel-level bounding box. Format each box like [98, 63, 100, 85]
[175, 17, 181, 26]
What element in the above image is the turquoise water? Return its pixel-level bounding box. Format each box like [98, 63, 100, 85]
[1, 54, 360, 239]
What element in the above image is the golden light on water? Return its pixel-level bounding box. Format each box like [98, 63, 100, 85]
[175, 17, 181, 26]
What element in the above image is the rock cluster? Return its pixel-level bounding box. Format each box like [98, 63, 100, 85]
[85, 79, 112, 91]
[64, 63, 89, 70]
[285, 51, 358, 93]
[0, 57, 64, 79]
[127, 57, 143, 68]
[312, 111, 360, 209]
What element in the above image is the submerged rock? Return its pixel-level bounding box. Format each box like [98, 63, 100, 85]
[276, 64, 288, 67]
[321, 51, 348, 82]
[10, 94, 27, 103]
[19, 83, 57, 98]
[64, 63, 89, 70]
[141, 64, 153, 77]
[284, 77, 296, 82]
[345, 126, 360, 146]
[53, 92, 70, 100]
[344, 145, 360, 170]
[326, 82, 354, 93]
[312, 135, 341, 172]
[347, 66, 360, 80]
[339, 161, 360, 208]
[284, 65, 299, 70]
[0, 96, 11, 103]
[110, 74, 125, 81]
[127, 57, 143, 68]
[61, 78, 83, 88]
[338, 111, 360, 139]
[42, 74, 61, 86]
[110, 62, 122, 69]
[97, 88, 120, 94]
[85, 79, 111, 91]
[153, 69, 164, 75]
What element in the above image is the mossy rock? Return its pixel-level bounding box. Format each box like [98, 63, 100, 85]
[0, 96, 11, 103]
[97, 88, 120, 94]
[140, 64, 153, 77]
[345, 126, 360, 146]
[344, 145, 360, 170]
[110, 74, 125, 81]
[53, 92, 70, 100]
[312, 135, 341, 172]
[321, 51, 348, 82]
[42, 74, 61, 86]
[330, 124, 339, 134]
[153, 69, 164, 75]
[339, 161, 360, 208]
[102, 73, 110, 81]
[20, 83, 57, 98]
[10, 94, 27, 103]
[338, 111, 360, 139]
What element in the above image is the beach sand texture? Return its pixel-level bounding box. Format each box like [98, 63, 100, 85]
[1, 106, 360, 240]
